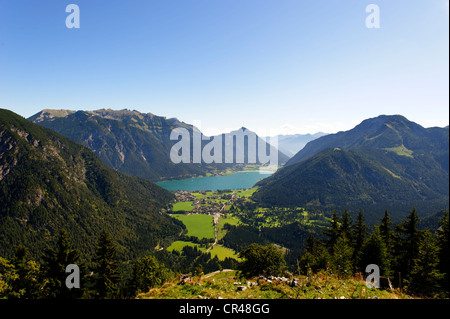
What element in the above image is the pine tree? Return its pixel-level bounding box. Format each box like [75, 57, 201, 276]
[91, 229, 121, 299]
[341, 209, 353, 241]
[353, 209, 367, 271]
[379, 210, 395, 255]
[299, 235, 330, 274]
[298, 234, 316, 275]
[332, 234, 354, 278]
[304, 234, 317, 255]
[323, 210, 341, 253]
[42, 229, 82, 298]
[378, 210, 395, 278]
[395, 207, 424, 282]
[361, 227, 391, 278]
[408, 230, 444, 297]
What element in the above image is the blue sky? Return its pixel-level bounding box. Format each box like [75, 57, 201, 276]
[0, 0, 448, 135]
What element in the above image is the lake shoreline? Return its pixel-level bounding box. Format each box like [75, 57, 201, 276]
[154, 164, 274, 182]
[156, 170, 273, 192]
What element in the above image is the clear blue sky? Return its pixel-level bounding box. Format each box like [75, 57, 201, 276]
[0, 0, 448, 135]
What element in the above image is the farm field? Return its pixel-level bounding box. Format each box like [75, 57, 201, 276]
[166, 240, 200, 252]
[217, 214, 241, 240]
[191, 191, 216, 199]
[208, 244, 241, 261]
[166, 241, 240, 261]
[172, 214, 215, 239]
[172, 201, 194, 212]
[235, 187, 258, 198]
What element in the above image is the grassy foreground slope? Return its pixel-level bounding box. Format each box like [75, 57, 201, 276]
[138, 270, 409, 299]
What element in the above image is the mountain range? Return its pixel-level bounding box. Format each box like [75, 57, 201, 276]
[253, 115, 449, 222]
[0, 109, 184, 260]
[29, 109, 289, 181]
[2, 109, 448, 259]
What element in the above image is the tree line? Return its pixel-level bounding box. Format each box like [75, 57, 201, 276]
[0, 228, 240, 299]
[0, 229, 174, 299]
[298, 208, 449, 298]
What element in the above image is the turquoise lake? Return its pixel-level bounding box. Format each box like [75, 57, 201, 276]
[156, 170, 273, 191]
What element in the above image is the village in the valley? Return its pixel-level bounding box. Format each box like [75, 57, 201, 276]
[169, 190, 242, 215]
[167, 188, 256, 225]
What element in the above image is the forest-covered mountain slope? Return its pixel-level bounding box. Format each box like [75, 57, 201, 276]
[0, 109, 183, 260]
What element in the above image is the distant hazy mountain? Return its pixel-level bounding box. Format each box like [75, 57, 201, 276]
[270, 132, 328, 157]
[0, 109, 182, 260]
[29, 109, 288, 181]
[253, 115, 449, 222]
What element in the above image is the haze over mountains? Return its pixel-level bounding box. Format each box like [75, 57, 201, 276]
[253, 115, 449, 222]
[29, 109, 289, 181]
[270, 133, 328, 157]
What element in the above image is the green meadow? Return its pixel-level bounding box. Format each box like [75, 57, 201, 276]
[167, 241, 240, 261]
[208, 244, 241, 261]
[166, 240, 200, 252]
[191, 191, 215, 199]
[217, 214, 241, 240]
[236, 187, 258, 197]
[173, 214, 215, 239]
[172, 201, 194, 212]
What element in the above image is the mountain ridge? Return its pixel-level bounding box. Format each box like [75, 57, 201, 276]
[285, 114, 444, 167]
[29, 109, 289, 182]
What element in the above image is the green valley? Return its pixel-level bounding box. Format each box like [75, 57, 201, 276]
[1, 111, 448, 300]
[162, 186, 327, 274]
